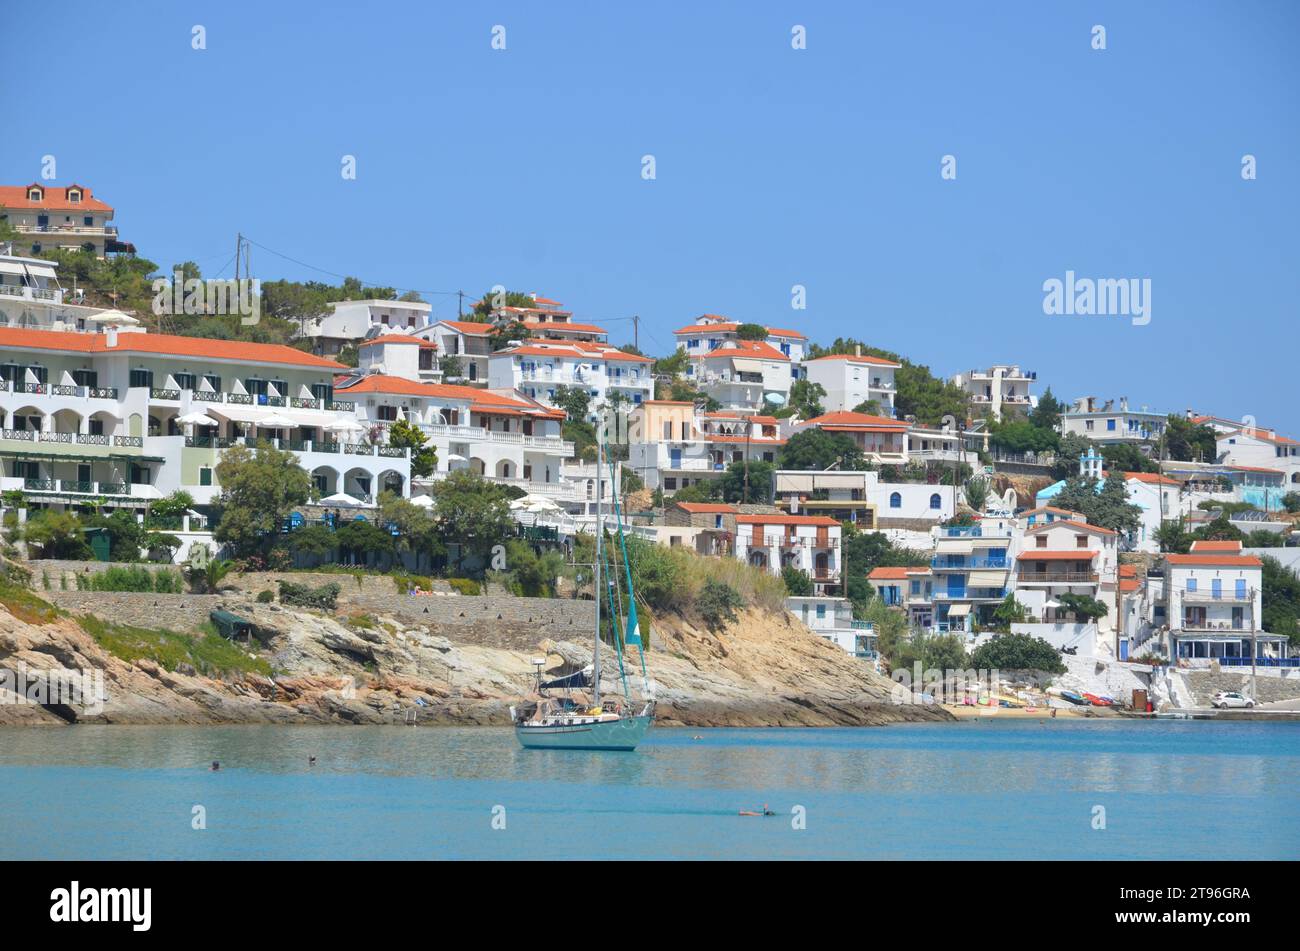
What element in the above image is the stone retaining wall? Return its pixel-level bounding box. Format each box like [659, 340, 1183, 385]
[1185, 669, 1300, 706]
[43, 591, 227, 632]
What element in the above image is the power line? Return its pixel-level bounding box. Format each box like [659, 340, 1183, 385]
[241, 236, 461, 299]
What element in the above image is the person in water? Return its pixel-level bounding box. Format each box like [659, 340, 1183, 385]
[210, 761, 220, 771]
[740, 803, 776, 816]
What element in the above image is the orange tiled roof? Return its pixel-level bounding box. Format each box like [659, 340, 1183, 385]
[701, 339, 790, 361]
[0, 326, 344, 369]
[524, 321, 607, 335]
[735, 514, 840, 526]
[1165, 554, 1262, 567]
[1125, 471, 1181, 486]
[358, 335, 437, 348]
[435, 320, 494, 336]
[803, 411, 908, 431]
[673, 502, 737, 514]
[1026, 519, 1117, 536]
[673, 319, 807, 339]
[868, 566, 911, 580]
[0, 183, 113, 212]
[807, 353, 902, 368]
[1189, 540, 1243, 553]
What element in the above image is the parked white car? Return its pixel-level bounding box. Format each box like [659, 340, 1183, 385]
[1212, 691, 1255, 709]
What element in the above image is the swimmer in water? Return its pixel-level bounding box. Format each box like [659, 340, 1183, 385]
[739, 803, 776, 816]
[309, 755, 317, 766]
[210, 761, 220, 771]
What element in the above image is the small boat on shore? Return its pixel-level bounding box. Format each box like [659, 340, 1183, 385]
[1059, 691, 1088, 705]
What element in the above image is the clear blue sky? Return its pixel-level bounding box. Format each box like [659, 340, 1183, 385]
[5, 1, 1298, 431]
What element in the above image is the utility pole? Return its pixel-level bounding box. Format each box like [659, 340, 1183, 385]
[457, 290, 465, 318]
[632, 314, 639, 352]
[743, 425, 751, 504]
[234, 232, 241, 285]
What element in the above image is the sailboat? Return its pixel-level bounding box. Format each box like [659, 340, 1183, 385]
[512, 431, 655, 750]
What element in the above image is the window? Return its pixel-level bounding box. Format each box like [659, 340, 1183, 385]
[83, 216, 93, 227]
[199, 467, 213, 486]
[929, 493, 941, 509]
[1085, 420, 1094, 431]
[1187, 577, 1197, 593]
[889, 492, 901, 508]
[1076, 535, 1088, 548]
[664, 478, 677, 490]
[377, 405, 398, 421]
[910, 580, 921, 595]
[1036, 536, 1047, 548]
[173, 373, 197, 391]
[72, 369, 97, 387]
[129, 368, 153, 389]
[311, 383, 333, 403]
[1107, 418, 1116, 431]
[1236, 579, 1247, 599]
[68, 189, 82, 203]
[27, 187, 42, 201]
[88, 419, 103, 436]
[129, 464, 151, 486]
[663, 421, 672, 439]
[714, 514, 723, 529]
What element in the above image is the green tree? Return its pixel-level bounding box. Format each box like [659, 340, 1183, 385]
[779, 428, 866, 471]
[552, 385, 592, 422]
[1162, 415, 1218, 463]
[1049, 432, 1095, 481]
[988, 419, 1059, 454]
[388, 418, 437, 478]
[1028, 387, 1063, 431]
[213, 442, 312, 557]
[1101, 442, 1159, 475]
[788, 379, 827, 419]
[990, 594, 1028, 630]
[963, 475, 991, 512]
[782, 566, 813, 596]
[431, 470, 514, 562]
[1050, 472, 1142, 535]
[735, 323, 768, 341]
[1261, 556, 1300, 646]
[969, 633, 1066, 674]
[1057, 593, 1109, 622]
[718, 460, 775, 504]
[23, 511, 90, 559]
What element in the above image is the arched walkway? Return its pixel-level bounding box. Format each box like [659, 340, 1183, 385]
[312, 466, 340, 496]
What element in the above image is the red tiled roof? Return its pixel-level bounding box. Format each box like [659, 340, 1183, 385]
[0, 183, 113, 212]
[701, 339, 790, 361]
[524, 321, 607, 335]
[1125, 471, 1181, 486]
[436, 320, 494, 336]
[673, 319, 807, 340]
[673, 502, 737, 514]
[1027, 519, 1117, 536]
[334, 374, 564, 418]
[1221, 427, 1299, 446]
[1165, 554, 1263, 567]
[735, 514, 841, 526]
[1020, 506, 1087, 519]
[0, 326, 344, 369]
[868, 567, 911, 580]
[1120, 579, 1141, 592]
[807, 353, 902, 369]
[803, 411, 908, 431]
[358, 335, 437, 348]
[1228, 465, 1284, 474]
[1189, 540, 1244, 553]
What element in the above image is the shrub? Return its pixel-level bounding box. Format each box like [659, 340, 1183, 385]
[152, 569, 185, 593]
[277, 579, 340, 611]
[256, 589, 275, 603]
[392, 573, 433, 594]
[969, 633, 1067, 674]
[696, 580, 744, 631]
[84, 565, 154, 592]
[447, 577, 481, 596]
[781, 566, 813, 596]
[79, 614, 271, 678]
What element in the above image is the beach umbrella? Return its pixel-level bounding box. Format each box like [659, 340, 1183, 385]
[326, 418, 364, 433]
[410, 495, 434, 508]
[320, 492, 364, 506]
[177, 411, 219, 427]
[256, 413, 297, 428]
[86, 309, 140, 326]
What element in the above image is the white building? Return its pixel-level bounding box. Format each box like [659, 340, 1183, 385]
[298, 299, 433, 356]
[0, 183, 122, 258]
[0, 325, 409, 509]
[0, 250, 115, 332]
[791, 411, 910, 465]
[787, 594, 877, 659]
[1122, 471, 1182, 553]
[771, 468, 954, 528]
[489, 341, 654, 419]
[627, 401, 785, 493]
[420, 319, 495, 384]
[1215, 425, 1300, 499]
[673, 314, 807, 363]
[684, 338, 794, 413]
[1013, 517, 1119, 637]
[951, 365, 1036, 419]
[1060, 396, 1167, 446]
[734, 513, 843, 597]
[803, 350, 901, 415]
[1161, 541, 1289, 666]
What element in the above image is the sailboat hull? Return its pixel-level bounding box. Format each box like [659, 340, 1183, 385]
[515, 714, 653, 751]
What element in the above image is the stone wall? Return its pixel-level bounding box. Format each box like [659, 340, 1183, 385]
[1185, 669, 1300, 706]
[43, 591, 226, 632]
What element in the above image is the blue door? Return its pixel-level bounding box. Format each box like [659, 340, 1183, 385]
[669, 448, 682, 468]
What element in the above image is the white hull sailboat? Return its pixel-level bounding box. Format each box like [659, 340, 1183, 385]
[513, 431, 654, 751]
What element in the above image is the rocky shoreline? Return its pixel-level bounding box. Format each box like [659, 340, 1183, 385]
[0, 589, 951, 729]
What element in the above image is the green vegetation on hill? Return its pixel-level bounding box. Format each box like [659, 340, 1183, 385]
[807, 338, 969, 425]
[78, 615, 272, 678]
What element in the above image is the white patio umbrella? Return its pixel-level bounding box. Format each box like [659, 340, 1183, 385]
[320, 492, 364, 506]
[86, 309, 140, 326]
[409, 494, 435, 508]
[256, 413, 297, 428]
[177, 411, 219, 427]
[326, 418, 365, 433]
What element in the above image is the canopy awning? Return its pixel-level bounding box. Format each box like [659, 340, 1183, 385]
[968, 570, 1008, 588]
[541, 668, 591, 690]
[970, 537, 1007, 548]
[23, 263, 57, 280]
[0, 262, 26, 276]
[731, 358, 765, 374]
[946, 603, 972, 617]
[935, 539, 974, 554]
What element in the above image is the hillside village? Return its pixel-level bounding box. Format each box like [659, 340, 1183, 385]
[2, 182, 1299, 715]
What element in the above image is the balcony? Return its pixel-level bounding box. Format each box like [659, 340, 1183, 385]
[17, 223, 118, 237]
[931, 557, 1008, 570]
[1016, 571, 1099, 584]
[933, 588, 1008, 601]
[1, 430, 141, 450]
[0, 283, 62, 304]
[1181, 588, 1255, 604]
[20, 479, 138, 497]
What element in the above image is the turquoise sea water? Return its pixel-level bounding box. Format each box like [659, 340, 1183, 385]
[1, 721, 1297, 860]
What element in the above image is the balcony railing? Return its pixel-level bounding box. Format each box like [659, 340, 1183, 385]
[1181, 589, 1255, 603]
[150, 388, 181, 400]
[1016, 572, 1099, 584]
[932, 557, 1008, 570]
[0, 283, 62, 303]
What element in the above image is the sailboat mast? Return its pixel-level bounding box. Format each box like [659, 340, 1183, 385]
[592, 431, 603, 703]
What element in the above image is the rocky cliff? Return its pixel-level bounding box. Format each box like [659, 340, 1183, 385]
[0, 589, 950, 728]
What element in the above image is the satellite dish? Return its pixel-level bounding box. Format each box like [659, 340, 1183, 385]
[764, 392, 786, 406]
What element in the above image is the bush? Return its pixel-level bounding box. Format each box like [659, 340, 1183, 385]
[969, 634, 1067, 674]
[696, 580, 744, 631]
[447, 577, 481, 596]
[256, 589, 275, 603]
[83, 565, 154, 592]
[781, 566, 813, 596]
[392, 573, 433, 594]
[277, 579, 340, 611]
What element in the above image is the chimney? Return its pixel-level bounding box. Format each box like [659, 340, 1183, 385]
[105, 326, 118, 348]
[855, 344, 861, 357]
